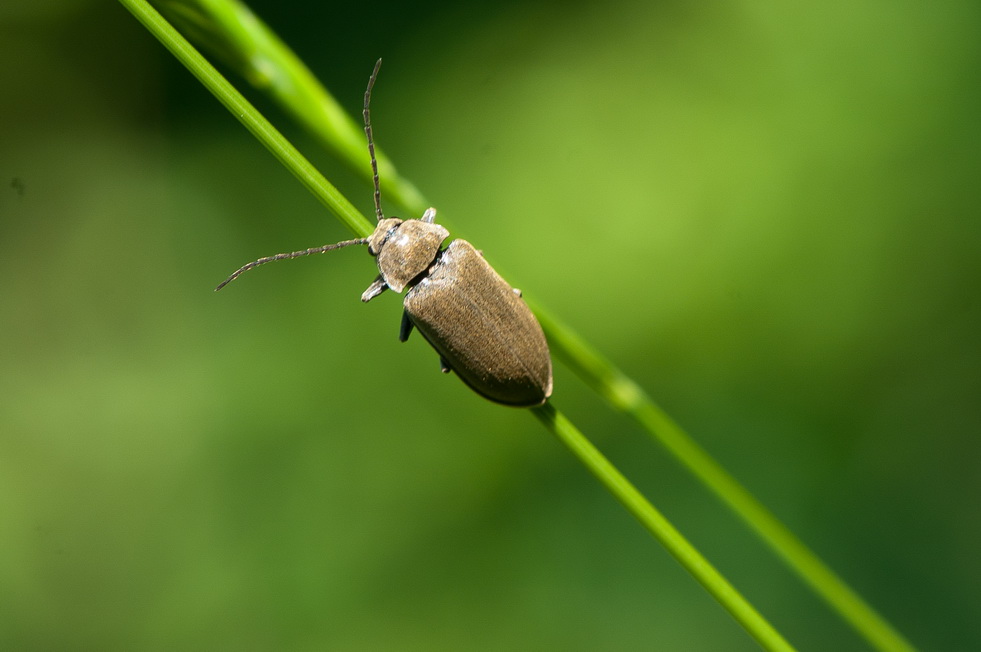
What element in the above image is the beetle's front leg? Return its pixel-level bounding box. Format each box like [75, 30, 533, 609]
[399, 309, 414, 342]
[361, 275, 387, 302]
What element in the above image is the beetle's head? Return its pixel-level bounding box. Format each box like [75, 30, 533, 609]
[367, 218, 403, 256]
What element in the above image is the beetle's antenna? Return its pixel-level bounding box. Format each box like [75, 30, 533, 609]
[215, 238, 369, 291]
[364, 58, 384, 222]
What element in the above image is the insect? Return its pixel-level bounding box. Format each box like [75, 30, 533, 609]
[216, 60, 553, 407]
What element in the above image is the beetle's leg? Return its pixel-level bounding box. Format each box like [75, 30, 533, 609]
[399, 309, 414, 342]
[439, 355, 452, 374]
[512, 288, 522, 298]
[421, 207, 437, 223]
[361, 275, 387, 302]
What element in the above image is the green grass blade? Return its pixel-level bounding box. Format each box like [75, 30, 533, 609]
[533, 402, 796, 652]
[534, 305, 918, 652]
[155, 0, 427, 215]
[119, 0, 372, 239]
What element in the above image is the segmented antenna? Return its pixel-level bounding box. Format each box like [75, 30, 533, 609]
[214, 238, 368, 291]
[364, 58, 384, 222]
[216, 61, 387, 292]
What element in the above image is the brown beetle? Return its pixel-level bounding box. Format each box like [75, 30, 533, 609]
[217, 60, 552, 407]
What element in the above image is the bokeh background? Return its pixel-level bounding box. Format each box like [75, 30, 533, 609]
[2, 0, 979, 649]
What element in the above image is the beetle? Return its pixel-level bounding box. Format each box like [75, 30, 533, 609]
[216, 59, 553, 407]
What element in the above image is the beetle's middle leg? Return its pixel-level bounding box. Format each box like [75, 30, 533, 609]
[399, 309, 414, 342]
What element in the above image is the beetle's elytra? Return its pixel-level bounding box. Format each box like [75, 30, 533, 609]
[216, 59, 553, 407]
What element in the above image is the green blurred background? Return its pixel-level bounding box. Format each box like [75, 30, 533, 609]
[2, 0, 979, 649]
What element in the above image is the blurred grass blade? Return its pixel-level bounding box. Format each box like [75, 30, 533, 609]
[156, 0, 427, 215]
[120, 1, 916, 651]
[118, 0, 372, 239]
